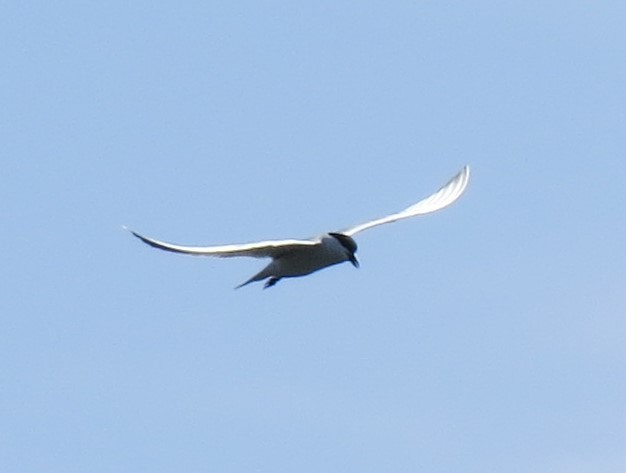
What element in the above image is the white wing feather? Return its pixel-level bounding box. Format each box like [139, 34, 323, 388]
[126, 166, 469, 257]
[125, 227, 317, 258]
[340, 165, 470, 237]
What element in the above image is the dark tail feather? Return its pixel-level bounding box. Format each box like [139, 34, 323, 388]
[234, 265, 273, 289]
[235, 277, 258, 289]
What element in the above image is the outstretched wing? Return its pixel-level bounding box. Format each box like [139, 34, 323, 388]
[125, 227, 318, 258]
[340, 165, 470, 237]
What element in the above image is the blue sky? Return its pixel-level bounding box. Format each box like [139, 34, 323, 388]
[2, 1, 626, 472]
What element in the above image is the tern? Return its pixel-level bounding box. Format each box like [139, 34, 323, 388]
[126, 165, 469, 288]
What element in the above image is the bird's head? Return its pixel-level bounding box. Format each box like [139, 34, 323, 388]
[329, 232, 359, 268]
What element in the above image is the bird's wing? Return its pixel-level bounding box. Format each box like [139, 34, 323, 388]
[340, 165, 470, 237]
[125, 227, 318, 258]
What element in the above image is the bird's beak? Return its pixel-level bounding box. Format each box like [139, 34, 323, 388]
[350, 254, 359, 268]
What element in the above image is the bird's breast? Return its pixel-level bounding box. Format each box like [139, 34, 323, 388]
[274, 239, 347, 277]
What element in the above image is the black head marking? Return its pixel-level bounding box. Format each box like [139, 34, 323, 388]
[329, 232, 358, 254]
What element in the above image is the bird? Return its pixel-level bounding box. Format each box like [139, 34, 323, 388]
[125, 165, 470, 289]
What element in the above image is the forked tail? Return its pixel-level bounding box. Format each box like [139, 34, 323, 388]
[235, 263, 275, 289]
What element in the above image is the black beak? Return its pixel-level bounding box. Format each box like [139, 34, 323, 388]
[350, 254, 359, 268]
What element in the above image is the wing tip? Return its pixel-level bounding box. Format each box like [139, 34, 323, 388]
[461, 164, 470, 179]
[455, 164, 470, 184]
[122, 225, 143, 241]
[445, 165, 470, 198]
[123, 226, 165, 251]
[462, 164, 470, 178]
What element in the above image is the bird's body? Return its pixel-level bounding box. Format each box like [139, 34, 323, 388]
[126, 166, 470, 288]
[235, 233, 359, 288]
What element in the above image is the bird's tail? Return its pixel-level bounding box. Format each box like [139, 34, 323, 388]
[235, 263, 274, 289]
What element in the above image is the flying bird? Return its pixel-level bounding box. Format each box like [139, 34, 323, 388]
[126, 166, 470, 289]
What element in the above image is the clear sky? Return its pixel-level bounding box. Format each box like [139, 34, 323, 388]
[2, 1, 626, 472]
